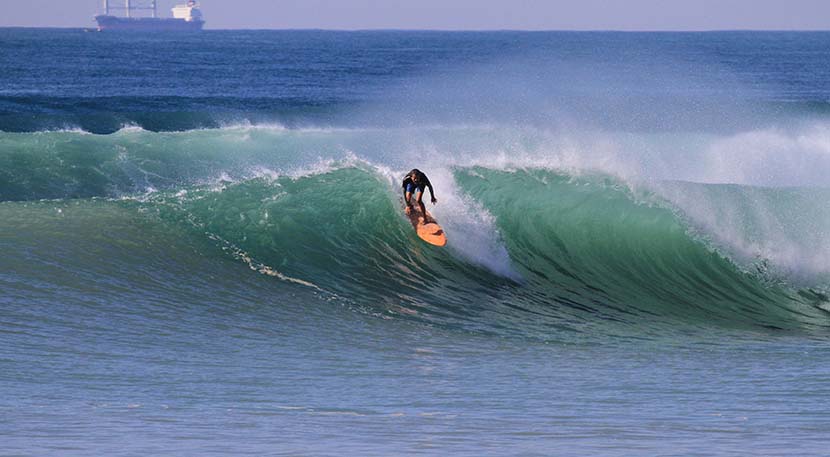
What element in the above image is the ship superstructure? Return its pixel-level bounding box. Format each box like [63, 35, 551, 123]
[94, 0, 205, 31]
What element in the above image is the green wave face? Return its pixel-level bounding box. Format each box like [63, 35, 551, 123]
[0, 127, 348, 201]
[110, 166, 828, 338]
[455, 168, 830, 331]
[137, 168, 508, 326]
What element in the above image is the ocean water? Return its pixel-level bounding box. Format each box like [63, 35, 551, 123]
[2, 29, 830, 455]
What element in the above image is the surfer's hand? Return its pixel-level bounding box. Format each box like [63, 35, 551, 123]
[431, 197, 437, 204]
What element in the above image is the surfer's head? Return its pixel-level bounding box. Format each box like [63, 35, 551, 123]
[408, 169, 421, 182]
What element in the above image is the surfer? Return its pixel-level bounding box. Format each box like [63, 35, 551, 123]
[402, 169, 437, 220]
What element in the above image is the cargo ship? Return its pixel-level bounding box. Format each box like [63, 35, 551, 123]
[94, 0, 205, 31]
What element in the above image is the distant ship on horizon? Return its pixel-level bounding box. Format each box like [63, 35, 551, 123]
[94, 0, 205, 31]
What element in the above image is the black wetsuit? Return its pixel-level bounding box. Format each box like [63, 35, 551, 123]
[402, 171, 434, 198]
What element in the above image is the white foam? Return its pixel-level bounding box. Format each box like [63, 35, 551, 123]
[691, 123, 830, 187]
[386, 165, 520, 280]
[216, 119, 289, 132]
[32, 126, 92, 135]
[652, 180, 830, 283]
[115, 123, 147, 133]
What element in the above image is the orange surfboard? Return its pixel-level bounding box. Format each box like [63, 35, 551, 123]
[405, 205, 447, 247]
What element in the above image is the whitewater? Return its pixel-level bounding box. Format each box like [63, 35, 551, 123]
[2, 29, 830, 456]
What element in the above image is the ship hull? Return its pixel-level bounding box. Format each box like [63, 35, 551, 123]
[94, 15, 204, 31]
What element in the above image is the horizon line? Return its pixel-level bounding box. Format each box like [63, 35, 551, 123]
[1, 26, 829, 33]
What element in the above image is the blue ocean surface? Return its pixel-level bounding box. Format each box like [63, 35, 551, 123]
[2, 29, 830, 455]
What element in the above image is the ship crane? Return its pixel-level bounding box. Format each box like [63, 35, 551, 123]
[102, 0, 158, 19]
[95, 0, 205, 31]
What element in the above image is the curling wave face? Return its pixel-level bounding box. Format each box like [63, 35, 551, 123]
[2, 125, 828, 340]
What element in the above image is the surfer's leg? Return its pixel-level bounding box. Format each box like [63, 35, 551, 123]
[404, 190, 413, 213]
[404, 183, 416, 213]
[415, 191, 426, 220]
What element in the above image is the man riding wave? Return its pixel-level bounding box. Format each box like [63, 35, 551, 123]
[402, 169, 437, 221]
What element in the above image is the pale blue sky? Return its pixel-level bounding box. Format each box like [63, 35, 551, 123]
[1, 0, 829, 30]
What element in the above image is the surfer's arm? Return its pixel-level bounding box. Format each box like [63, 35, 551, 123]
[425, 179, 437, 204]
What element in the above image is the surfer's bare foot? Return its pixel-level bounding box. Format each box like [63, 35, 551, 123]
[405, 206, 412, 215]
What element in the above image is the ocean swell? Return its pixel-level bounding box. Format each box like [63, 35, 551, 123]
[3, 125, 829, 337]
